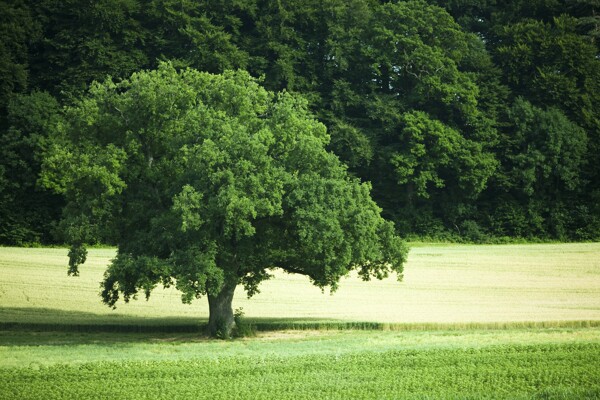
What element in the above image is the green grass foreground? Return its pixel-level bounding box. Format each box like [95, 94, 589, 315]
[1, 329, 600, 399]
[1, 244, 599, 398]
[1, 331, 599, 399]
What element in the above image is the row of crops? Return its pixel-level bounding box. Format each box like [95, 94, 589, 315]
[2, 342, 598, 399]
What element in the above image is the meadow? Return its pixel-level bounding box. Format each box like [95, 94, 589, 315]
[1, 243, 599, 399]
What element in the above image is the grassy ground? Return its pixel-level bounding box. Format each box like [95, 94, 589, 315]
[1, 243, 599, 326]
[2, 328, 600, 368]
[1, 244, 599, 398]
[2, 341, 599, 399]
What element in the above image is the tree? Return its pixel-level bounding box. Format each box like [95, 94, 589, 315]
[0, 0, 40, 109]
[27, 0, 148, 97]
[0, 91, 63, 244]
[318, 0, 498, 235]
[489, 15, 600, 238]
[140, 0, 251, 73]
[492, 15, 600, 127]
[388, 111, 496, 201]
[485, 98, 588, 238]
[41, 63, 408, 337]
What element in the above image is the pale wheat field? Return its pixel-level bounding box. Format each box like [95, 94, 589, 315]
[1, 243, 599, 325]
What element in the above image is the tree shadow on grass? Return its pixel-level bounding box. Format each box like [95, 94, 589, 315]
[4, 307, 596, 346]
[0, 307, 350, 346]
[0, 307, 205, 332]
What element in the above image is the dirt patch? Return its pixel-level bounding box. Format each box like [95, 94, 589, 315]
[254, 330, 336, 341]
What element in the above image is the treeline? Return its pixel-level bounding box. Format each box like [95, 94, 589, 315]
[1, 0, 599, 244]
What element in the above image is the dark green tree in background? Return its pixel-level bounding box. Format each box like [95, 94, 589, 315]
[487, 98, 588, 238]
[27, 0, 148, 97]
[2, 0, 600, 244]
[41, 64, 408, 337]
[432, 0, 600, 239]
[139, 0, 251, 72]
[486, 12, 600, 239]
[0, 0, 38, 108]
[309, 1, 499, 236]
[0, 92, 62, 244]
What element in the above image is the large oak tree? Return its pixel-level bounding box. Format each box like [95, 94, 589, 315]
[41, 63, 408, 336]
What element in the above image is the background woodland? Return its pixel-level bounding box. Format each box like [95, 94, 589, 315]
[1, 0, 599, 244]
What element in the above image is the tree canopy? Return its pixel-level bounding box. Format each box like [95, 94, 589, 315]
[41, 63, 408, 336]
[2, 0, 600, 245]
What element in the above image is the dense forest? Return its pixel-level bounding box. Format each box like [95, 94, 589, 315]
[1, 0, 599, 245]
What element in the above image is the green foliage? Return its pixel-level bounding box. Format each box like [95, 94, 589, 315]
[431, 0, 600, 240]
[28, 0, 149, 97]
[0, 0, 39, 107]
[232, 307, 256, 338]
[1, 342, 598, 399]
[42, 63, 407, 330]
[141, 0, 251, 72]
[484, 98, 589, 239]
[2, 0, 600, 244]
[328, 1, 499, 235]
[506, 98, 587, 196]
[493, 15, 600, 127]
[0, 91, 63, 244]
[389, 111, 496, 199]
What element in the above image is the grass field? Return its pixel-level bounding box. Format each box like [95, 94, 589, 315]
[1, 243, 599, 398]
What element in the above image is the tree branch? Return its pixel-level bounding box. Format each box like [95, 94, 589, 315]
[279, 265, 317, 281]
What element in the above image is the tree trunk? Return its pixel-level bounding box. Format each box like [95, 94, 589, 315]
[207, 282, 237, 338]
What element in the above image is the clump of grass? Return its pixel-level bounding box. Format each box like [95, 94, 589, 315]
[250, 319, 600, 333]
[233, 308, 256, 338]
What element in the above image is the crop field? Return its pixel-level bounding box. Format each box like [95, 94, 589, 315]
[1, 243, 599, 398]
